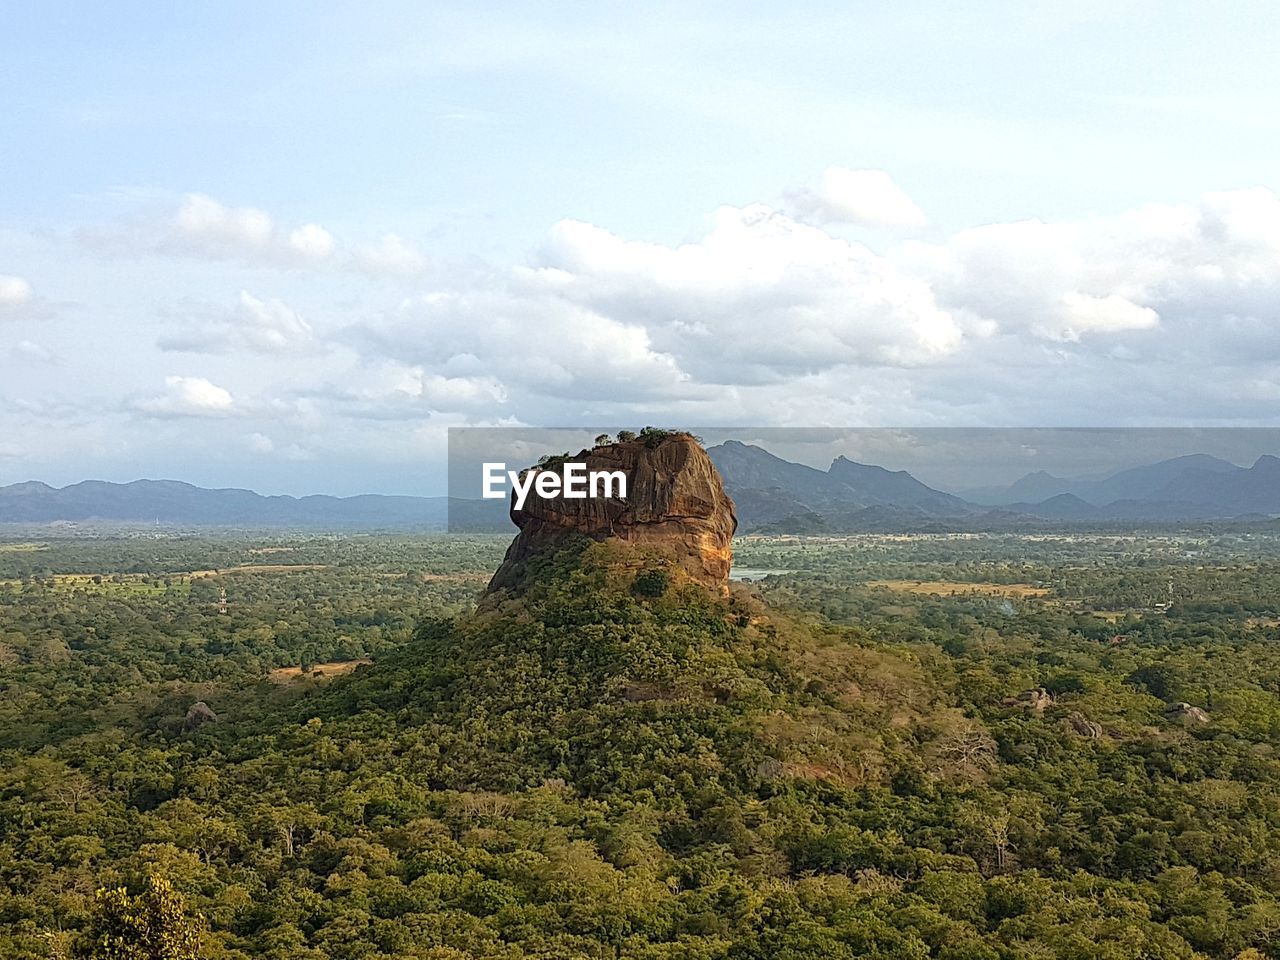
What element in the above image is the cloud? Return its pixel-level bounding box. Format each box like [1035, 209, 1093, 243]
[174, 194, 274, 254]
[786, 168, 928, 227]
[136, 376, 236, 417]
[80, 194, 341, 268]
[909, 186, 1280, 352]
[1057, 292, 1159, 340]
[287, 223, 336, 259]
[520, 203, 964, 375]
[335, 182, 1280, 430]
[0, 275, 33, 310]
[158, 291, 317, 355]
[353, 234, 429, 275]
[308, 360, 511, 419]
[169, 194, 340, 266]
[11, 340, 56, 364]
[247, 432, 275, 453]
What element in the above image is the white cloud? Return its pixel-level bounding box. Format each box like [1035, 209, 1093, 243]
[233, 292, 315, 352]
[0, 275, 33, 309]
[158, 290, 317, 354]
[312, 361, 511, 418]
[787, 167, 928, 227]
[521, 203, 964, 375]
[354, 234, 429, 275]
[909, 186, 1280, 352]
[1057, 292, 1159, 340]
[288, 223, 336, 259]
[137, 376, 235, 417]
[247, 432, 275, 453]
[334, 183, 1280, 429]
[174, 194, 273, 254]
[79, 193, 341, 268]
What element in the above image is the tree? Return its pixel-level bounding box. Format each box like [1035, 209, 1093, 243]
[79, 876, 202, 960]
[633, 568, 669, 598]
[594, 434, 612, 446]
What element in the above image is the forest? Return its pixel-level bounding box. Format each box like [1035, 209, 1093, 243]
[4, 528, 1280, 958]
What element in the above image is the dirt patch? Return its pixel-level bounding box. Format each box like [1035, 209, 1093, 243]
[269, 659, 372, 683]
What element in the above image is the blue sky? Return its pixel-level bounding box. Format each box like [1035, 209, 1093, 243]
[3, 1, 1280, 494]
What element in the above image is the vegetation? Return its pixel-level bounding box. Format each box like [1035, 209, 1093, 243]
[5, 528, 1280, 956]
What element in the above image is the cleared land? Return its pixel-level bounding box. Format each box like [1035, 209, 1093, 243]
[269, 659, 373, 683]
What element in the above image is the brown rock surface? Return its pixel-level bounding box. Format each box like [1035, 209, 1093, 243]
[486, 434, 737, 594]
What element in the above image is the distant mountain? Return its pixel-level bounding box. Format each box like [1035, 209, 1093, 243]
[711, 443, 1280, 530]
[707, 441, 980, 531]
[8, 444, 1279, 533]
[1149, 455, 1280, 514]
[964, 454, 1243, 506]
[0, 478, 450, 528]
[827, 456, 976, 515]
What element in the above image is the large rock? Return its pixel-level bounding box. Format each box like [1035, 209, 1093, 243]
[487, 434, 737, 594]
[1066, 711, 1104, 739]
[183, 701, 218, 731]
[1165, 701, 1210, 725]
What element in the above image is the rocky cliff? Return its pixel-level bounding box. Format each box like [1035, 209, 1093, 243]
[486, 433, 737, 594]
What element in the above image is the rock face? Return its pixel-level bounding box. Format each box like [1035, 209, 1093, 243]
[486, 434, 737, 594]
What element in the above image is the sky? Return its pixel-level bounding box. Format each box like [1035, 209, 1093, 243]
[4, 1, 1280, 495]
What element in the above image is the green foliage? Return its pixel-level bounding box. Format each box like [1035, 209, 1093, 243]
[5, 530, 1280, 957]
[80, 876, 202, 960]
[632, 567, 670, 598]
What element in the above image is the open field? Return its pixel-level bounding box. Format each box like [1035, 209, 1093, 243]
[268, 658, 373, 683]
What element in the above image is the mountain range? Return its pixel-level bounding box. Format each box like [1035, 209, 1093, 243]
[0, 479, 449, 528]
[705, 442, 1280, 531]
[3, 444, 1279, 531]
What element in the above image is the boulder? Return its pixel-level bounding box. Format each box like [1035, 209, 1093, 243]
[183, 701, 218, 731]
[1066, 711, 1104, 739]
[1003, 687, 1053, 712]
[1165, 701, 1210, 724]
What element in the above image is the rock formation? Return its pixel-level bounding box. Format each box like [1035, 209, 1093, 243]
[1003, 687, 1053, 712]
[1165, 701, 1210, 724]
[1066, 711, 1104, 739]
[486, 433, 737, 594]
[183, 701, 218, 731]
